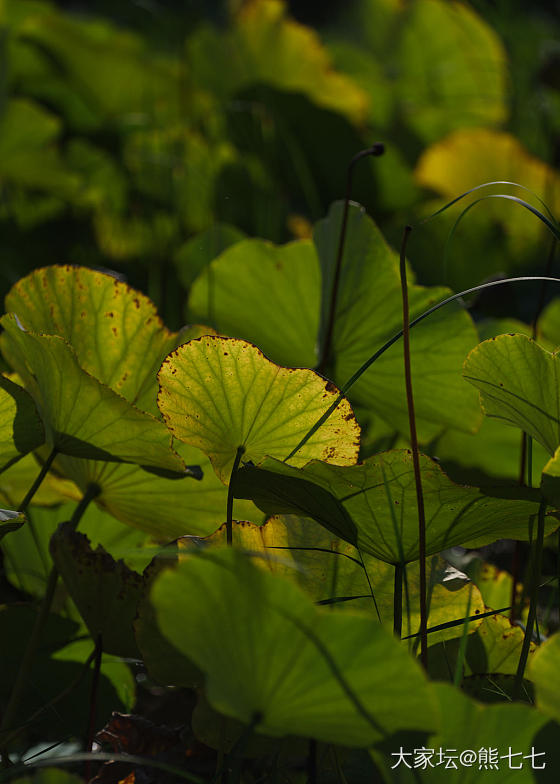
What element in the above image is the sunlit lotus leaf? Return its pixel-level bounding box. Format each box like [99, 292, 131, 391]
[464, 334, 560, 456]
[314, 202, 481, 441]
[149, 547, 438, 745]
[4, 265, 199, 417]
[469, 561, 515, 615]
[371, 682, 554, 783]
[430, 614, 536, 683]
[415, 129, 560, 253]
[158, 336, 360, 482]
[187, 0, 368, 125]
[0, 375, 44, 472]
[188, 516, 485, 647]
[529, 632, 560, 724]
[50, 524, 144, 657]
[188, 239, 319, 368]
[235, 450, 552, 564]
[0, 314, 183, 472]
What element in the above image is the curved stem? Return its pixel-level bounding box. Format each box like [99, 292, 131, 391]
[17, 448, 57, 514]
[317, 143, 384, 374]
[399, 225, 428, 669]
[226, 447, 245, 545]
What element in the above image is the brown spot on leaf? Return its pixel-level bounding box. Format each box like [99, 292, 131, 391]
[324, 380, 337, 394]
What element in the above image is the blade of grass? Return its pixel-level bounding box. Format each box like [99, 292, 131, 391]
[453, 583, 473, 686]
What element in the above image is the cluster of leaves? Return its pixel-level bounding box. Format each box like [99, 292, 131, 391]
[1, 0, 560, 782]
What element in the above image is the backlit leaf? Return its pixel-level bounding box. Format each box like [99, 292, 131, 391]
[0, 374, 44, 473]
[235, 450, 551, 564]
[157, 336, 360, 482]
[463, 334, 560, 455]
[149, 547, 438, 745]
[0, 314, 184, 472]
[189, 516, 485, 647]
[188, 239, 319, 368]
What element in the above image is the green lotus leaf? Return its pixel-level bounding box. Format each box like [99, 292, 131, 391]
[435, 416, 549, 485]
[4, 265, 200, 417]
[16, 4, 180, 125]
[429, 613, 536, 682]
[234, 450, 552, 564]
[157, 335, 360, 483]
[175, 223, 246, 290]
[372, 682, 553, 783]
[52, 440, 260, 541]
[0, 314, 183, 472]
[186, 0, 368, 125]
[0, 98, 79, 196]
[529, 632, 560, 724]
[149, 547, 438, 746]
[396, 1, 507, 142]
[0, 374, 44, 473]
[464, 334, 560, 455]
[315, 202, 481, 441]
[187, 515, 485, 647]
[539, 298, 560, 347]
[188, 239, 319, 368]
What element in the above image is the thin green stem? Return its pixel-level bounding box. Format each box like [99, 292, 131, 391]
[393, 563, 403, 639]
[0, 484, 100, 761]
[514, 499, 547, 700]
[399, 225, 428, 670]
[317, 143, 384, 374]
[226, 447, 245, 545]
[17, 448, 57, 514]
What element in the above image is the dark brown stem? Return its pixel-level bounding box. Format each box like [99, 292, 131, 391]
[399, 225, 428, 669]
[318, 143, 384, 374]
[84, 635, 103, 783]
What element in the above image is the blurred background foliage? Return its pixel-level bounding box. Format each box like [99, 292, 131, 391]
[1, 0, 560, 327]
